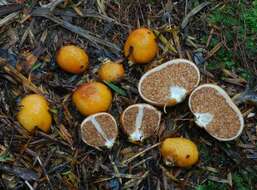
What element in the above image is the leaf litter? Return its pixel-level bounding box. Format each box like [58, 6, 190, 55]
[0, 1, 256, 190]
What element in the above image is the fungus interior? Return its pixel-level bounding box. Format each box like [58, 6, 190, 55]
[140, 63, 199, 105]
[190, 87, 241, 139]
[122, 105, 160, 141]
[81, 114, 117, 148]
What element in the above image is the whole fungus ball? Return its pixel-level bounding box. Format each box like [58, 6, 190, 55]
[189, 84, 244, 141]
[124, 28, 158, 64]
[56, 45, 89, 74]
[138, 59, 200, 106]
[120, 104, 161, 142]
[17, 94, 52, 133]
[160, 137, 199, 167]
[81, 112, 118, 149]
[72, 82, 112, 116]
[98, 60, 125, 82]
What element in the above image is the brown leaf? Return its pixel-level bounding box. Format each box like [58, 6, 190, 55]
[59, 124, 74, 146]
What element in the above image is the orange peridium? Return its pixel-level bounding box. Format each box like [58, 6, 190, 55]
[72, 82, 112, 116]
[98, 60, 125, 82]
[56, 45, 89, 74]
[17, 94, 52, 133]
[124, 28, 158, 64]
[160, 137, 199, 167]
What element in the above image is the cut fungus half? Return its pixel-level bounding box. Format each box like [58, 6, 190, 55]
[120, 104, 161, 142]
[81, 112, 118, 149]
[138, 59, 200, 106]
[189, 84, 244, 141]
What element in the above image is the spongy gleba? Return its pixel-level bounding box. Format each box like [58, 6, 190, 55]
[120, 104, 161, 142]
[138, 59, 200, 106]
[81, 113, 118, 149]
[189, 84, 244, 141]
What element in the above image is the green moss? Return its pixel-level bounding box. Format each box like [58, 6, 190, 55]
[204, 1, 257, 79]
[196, 181, 228, 190]
[196, 171, 256, 190]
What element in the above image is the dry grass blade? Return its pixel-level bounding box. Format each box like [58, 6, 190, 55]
[109, 155, 122, 184]
[0, 4, 23, 17]
[123, 171, 149, 189]
[0, 164, 39, 181]
[160, 165, 179, 182]
[39, 0, 65, 11]
[0, 12, 19, 27]
[205, 42, 223, 60]
[97, 0, 107, 16]
[0, 0, 8, 6]
[32, 8, 121, 53]
[25, 149, 54, 190]
[153, 30, 177, 54]
[181, 2, 211, 29]
[169, 26, 182, 57]
[122, 143, 160, 165]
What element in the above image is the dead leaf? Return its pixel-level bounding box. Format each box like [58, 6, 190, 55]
[59, 124, 74, 146]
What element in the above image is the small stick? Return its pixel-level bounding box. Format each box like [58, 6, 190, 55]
[32, 8, 121, 53]
[205, 42, 223, 60]
[122, 142, 160, 165]
[109, 155, 122, 184]
[130, 156, 152, 169]
[25, 181, 35, 190]
[25, 148, 54, 190]
[206, 28, 214, 48]
[0, 12, 19, 27]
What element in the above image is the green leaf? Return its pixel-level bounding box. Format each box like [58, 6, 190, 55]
[104, 81, 127, 96]
[0, 150, 14, 162]
[31, 62, 42, 72]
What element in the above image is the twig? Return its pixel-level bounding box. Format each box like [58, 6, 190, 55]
[32, 8, 121, 53]
[205, 42, 223, 60]
[122, 142, 160, 165]
[0, 0, 8, 6]
[0, 12, 19, 27]
[25, 148, 54, 190]
[160, 165, 179, 182]
[39, 0, 65, 11]
[0, 4, 22, 17]
[109, 155, 122, 184]
[25, 181, 35, 190]
[181, 2, 211, 30]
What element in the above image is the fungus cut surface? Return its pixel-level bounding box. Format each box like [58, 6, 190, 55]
[139, 60, 199, 105]
[121, 104, 161, 141]
[81, 113, 118, 148]
[189, 86, 243, 140]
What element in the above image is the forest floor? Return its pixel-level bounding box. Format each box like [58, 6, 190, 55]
[0, 0, 256, 190]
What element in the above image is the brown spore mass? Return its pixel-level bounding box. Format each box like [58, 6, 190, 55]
[81, 121, 105, 147]
[96, 114, 118, 141]
[121, 107, 138, 135]
[121, 105, 160, 140]
[141, 108, 160, 138]
[141, 63, 199, 105]
[81, 114, 117, 147]
[190, 87, 241, 139]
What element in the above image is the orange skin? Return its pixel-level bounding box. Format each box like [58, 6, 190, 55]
[72, 82, 112, 116]
[98, 60, 125, 82]
[56, 45, 89, 74]
[160, 137, 199, 167]
[17, 94, 52, 133]
[124, 28, 158, 64]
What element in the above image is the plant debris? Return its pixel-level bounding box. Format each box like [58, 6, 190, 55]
[0, 1, 256, 189]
